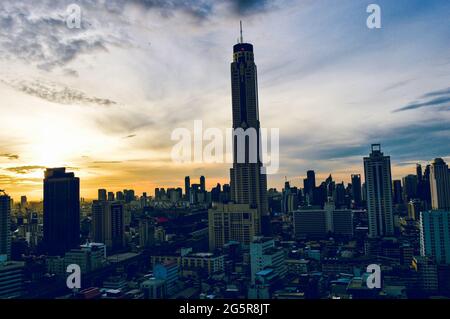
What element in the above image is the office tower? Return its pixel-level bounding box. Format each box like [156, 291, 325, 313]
[200, 175, 206, 192]
[421, 165, 432, 209]
[91, 200, 124, 252]
[20, 196, 27, 210]
[211, 183, 221, 203]
[351, 174, 362, 207]
[139, 217, 155, 248]
[43, 168, 80, 256]
[420, 210, 450, 264]
[303, 170, 316, 205]
[250, 237, 286, 284]
[0, 191, 11, 260]
[334, 182, 346, 207]
[393, 180, 403, 205]
[293, 209, 328, 239]
[98, 189, 107, 201]
[184, 176, 190, 201]
[430, 158, 450, 210]
[107, 191, 115, 201]
[412, 256, 439, 293]
[153, 261, 179, 297]
[407, 199, 422, 220]
[124, 189, 135, 203]
[402, 174, 418, 202]
[0, 260, 24, 299]
[208, 203, 259, 251]
[115, 191, 124, 201]
[363, 144, 394, 238]
[229, 25, 269, 235]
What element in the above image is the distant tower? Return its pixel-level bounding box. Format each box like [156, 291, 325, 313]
[43, 168, 80, 256]
[430, 158, 450, 210]
[200, 176, 206, 192]
[351, 174, 362, 207]
[98, 189, 107, 201]
[184, 176, 191, 201]
[0, 190, 11, 260]
[363, 144, 394, 237]
[229, 22, 269, 235]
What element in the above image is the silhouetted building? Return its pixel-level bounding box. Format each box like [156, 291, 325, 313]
[229, 25, 269, 235]
[43, 168, 80, 256]
[393, 180, 403, 205]
[0, 191, 11, 260]
[363, 144, 394, 238]
[351, 174, 362, 207]
[430, 158, 450, 210]
[420, 210, 450, 265]
[185, 176, 190, 201]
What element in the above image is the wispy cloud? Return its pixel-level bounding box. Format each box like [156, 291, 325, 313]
[1, 79, 116, 106]
[393, 87, 450, 112]
[0, 153, 19, 160]
[5, 165, 46, 174]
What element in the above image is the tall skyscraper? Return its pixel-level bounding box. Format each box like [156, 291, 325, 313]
[363, 144, 394, 238]
[43, 168, 80, 256]
[393, 180, 403, 205]
[351, 174, 362, 207]
[184, 176, 190, 201]
[430, 158, 450, 210]
[91, 200, 125, 252]
[200, 176, 206, 192]
[0, 191, 11, 260]
[402, 174, 418, 202]
[98, 189, 107, 201]
[229, 23, 269, 235]
[420, 210, 450, 265]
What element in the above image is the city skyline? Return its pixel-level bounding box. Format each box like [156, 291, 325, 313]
[1, 0, 450, 201]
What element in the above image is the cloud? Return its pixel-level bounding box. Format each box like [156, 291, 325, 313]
[393, 87, 450, 112]
[5, 165, 46, 174]
[0, 153, 19, 160]
[1, 79, 116, 106]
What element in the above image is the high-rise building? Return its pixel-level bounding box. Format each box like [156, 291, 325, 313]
[200, 176, 206, 192]
[0, 191, 11, 260]
[43, 168, 80, 256]
[0, 260, 24, 299]
[393, 180, 403, 205]
[107, 192, 115, 201]
[420, 210, 450, 265]
[229, 24, 269, 235]
[139, 217, 155, 248]
[91, 200, 124, 252]
[363, 144, 394, 238]
[250, 237, 286, 284]
[208, 203, 259, 251]
[402, 174, 418, 202]
[351, 174, 362, 207]
[184, 176, 190, 201]
[430, 158, 450, 210]
[98, 189, 107, 201]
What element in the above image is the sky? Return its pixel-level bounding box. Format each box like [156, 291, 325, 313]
[0, 0, 449, 201]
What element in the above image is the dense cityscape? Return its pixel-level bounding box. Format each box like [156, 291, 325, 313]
[1, 24, 450, 300]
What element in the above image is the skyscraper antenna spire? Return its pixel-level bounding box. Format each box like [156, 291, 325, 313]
[240, 20, 243, 43]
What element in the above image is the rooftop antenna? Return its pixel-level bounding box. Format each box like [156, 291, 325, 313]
[240, 20, 243, 43]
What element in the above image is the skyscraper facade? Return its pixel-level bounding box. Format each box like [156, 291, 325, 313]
[184, 176, 190, 201]
[430, 158, 450, 210]
[420, 210, 450, 265]
[0, 191, 11, 260]
[364, 144, 394, 238]
[351, 174, 362, 207]
[229, 26, 269, 235]
[43, 168, 80, 256]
